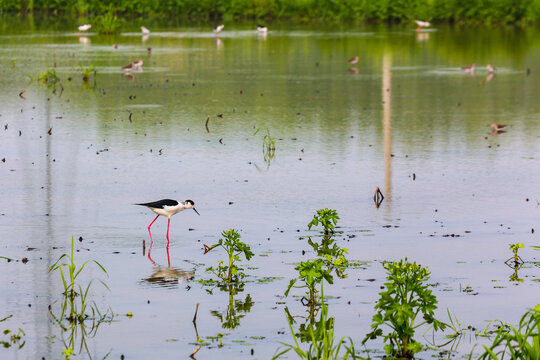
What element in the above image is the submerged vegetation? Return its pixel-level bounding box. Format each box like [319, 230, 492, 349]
[1, 0, 540, 23]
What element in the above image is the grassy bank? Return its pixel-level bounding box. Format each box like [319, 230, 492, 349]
[1, 0, 540, 24]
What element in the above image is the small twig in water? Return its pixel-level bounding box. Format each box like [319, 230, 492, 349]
[190, 345, 201, 359]
[203, 244, 211, 254]
[192, 303, 199, 324]
[205, 116, 210, 133]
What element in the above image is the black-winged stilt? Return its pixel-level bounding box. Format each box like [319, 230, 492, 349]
[213, 24, 224, 35]
[257, 24, 268, 34]
[136, 199, 200, 247]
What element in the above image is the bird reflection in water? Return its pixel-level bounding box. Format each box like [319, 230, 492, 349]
[143, 247, 195, 288]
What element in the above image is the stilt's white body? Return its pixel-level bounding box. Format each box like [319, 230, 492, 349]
[78, 24, 91, 32]
[147, 203, 189, 218]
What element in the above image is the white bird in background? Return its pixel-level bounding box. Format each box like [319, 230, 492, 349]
[141, 26, 150, 35]
[78, 24, 91, 34]
[486, 64, 496, 73]
[415, 20, 430, 31]
[213, 24, 224, 35]
[257, 24, 268, 34]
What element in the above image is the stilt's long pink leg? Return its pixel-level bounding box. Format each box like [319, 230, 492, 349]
[147, 214, 160, 245]
[166, 246, 171, 268]
[166, 217, 171, 246]
[147, 214, 159, 265]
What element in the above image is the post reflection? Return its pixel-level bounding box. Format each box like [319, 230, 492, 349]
[382, 52, 392, 200]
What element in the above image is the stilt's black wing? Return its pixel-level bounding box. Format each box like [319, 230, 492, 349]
[135, 199, 178, 209]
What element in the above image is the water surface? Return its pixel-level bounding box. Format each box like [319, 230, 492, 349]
[1, 17, 540, 359]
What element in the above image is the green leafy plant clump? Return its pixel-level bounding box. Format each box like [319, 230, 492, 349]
[286, 209, 350, 317]
[308, 208, 340, 235]
[204, 229, 254, 283]
[94, 9, 121, 34]
[79, 65, 96, 82]
[363, 259, 446, 359]
[473, 304, 540, 359]
[29, 67, 62, 89]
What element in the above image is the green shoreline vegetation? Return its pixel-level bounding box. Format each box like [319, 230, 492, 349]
[1, 0, 540, 24]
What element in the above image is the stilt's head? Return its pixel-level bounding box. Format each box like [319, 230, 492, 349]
[184, 200, 200, 215]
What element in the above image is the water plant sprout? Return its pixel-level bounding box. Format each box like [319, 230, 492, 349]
[363, 259, 446, 359]
[48, 237, 109, 323]
[505, 243, 524, 269]
[204, 229, 254, 283]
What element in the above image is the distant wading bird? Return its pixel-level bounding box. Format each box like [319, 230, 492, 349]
[78, 24, 91, 35]
[462, 64, 476, 74]
[257, 24, 268, 35]
[415, 20, 430, 31]
[213, 24, 224, 35]
[123, 59, 143, 72]
[486, 64, 496, 73]
[136, 199, 200, 246]
[141, 26, 150, 35]
[490, 123, 506, 132]
[348, 56, 359, 64]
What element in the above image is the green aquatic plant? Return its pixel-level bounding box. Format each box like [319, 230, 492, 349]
[94, 9, 121, 34]
[48, 237, 109, 323]
[308, 208, 340, 236]
[204, 229, 254, 283]
[79, 65, 96, 82]
[363, 259, 446, 359]
[505, 243, 524, 269]
[472, 304, 540, 360]
[274, 285, 359, 359]
[48, 237, 113, 358]
[29, 67, 62, 88]
[286, 209, 350, 316]
[307, 236, 349, 279]
[0, 328, 25, 349]
[286, 259, 332, 316]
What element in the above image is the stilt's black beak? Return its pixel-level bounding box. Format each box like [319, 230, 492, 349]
[193, 208, 200, 216]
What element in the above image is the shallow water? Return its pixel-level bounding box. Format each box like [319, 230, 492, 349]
[1, 16, 540, 359]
